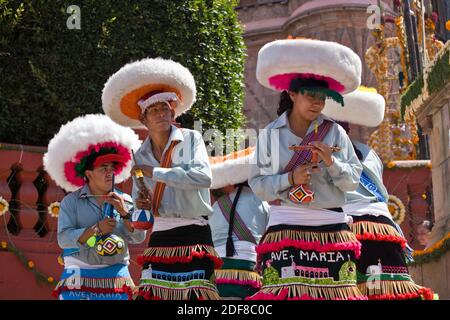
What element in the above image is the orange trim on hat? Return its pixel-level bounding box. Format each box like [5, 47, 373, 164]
[93, 154, 125, 168]
[209, 147, 255, 164]
[120, 84, 182, 120]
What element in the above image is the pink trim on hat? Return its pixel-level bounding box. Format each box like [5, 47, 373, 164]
[268, 73, 345, 93]
[63, 142, 131, 188]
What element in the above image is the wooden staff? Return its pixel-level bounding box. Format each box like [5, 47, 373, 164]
[132, 150, 152, 204]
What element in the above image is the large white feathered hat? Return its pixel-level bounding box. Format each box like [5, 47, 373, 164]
[209, 147, 255, 189]
[102, 57, 196, 128]
[43, 114, 141, 192]
[322, 87, 385, 127]
[256, 38, 362, 105]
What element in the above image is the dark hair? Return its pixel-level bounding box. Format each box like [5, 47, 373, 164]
[277, 77, 330, 116]
[277, 90, 293, 116]
[351, 142, 363, 161]
[234, 181, 249, 188]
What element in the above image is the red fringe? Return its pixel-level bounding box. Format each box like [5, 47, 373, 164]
[356, 232, 407, 248]
[368, 287, 435, 300]
[256, 238, 362, 259]
[122, 284, 134, 301]
[246, 288, 289, 300]
[135, 290, 163, 300]
[137, 251, 223, 269]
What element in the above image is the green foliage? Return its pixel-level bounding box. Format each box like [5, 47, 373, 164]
[400, 74, 424, 120]
[0, 0, 246, 146]
[262, 266, 280, 285]
[427, 50, 450, 96]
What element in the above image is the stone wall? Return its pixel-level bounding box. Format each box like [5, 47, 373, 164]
[409, 251, 450, 299]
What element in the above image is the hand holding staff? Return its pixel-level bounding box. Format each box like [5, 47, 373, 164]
[289, 143, 341, 168]
[131, 150, 152, 210]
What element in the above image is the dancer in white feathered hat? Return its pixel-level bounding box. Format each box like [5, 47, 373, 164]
[44, 114, 146, 300]
[208, 147, 269, 299]
[322, 87, 435, 300]
[102, 58, 221, 300]
[247, 38, 366, 300]
[102, 57, 196, 128]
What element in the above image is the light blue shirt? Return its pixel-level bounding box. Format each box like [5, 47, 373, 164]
[346, 141, 389, 204]
[57, 184, 146, 266]
[132, 125, 213, 218]
[249, 112, 362, 209]
[209, 186, 270, 248]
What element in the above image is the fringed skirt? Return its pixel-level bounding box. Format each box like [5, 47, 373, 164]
[52, 263, 134, 300]
[215, 258, 262, 299]
[351, 215, 435, 300]
[247, 223, 366, 300]
[135, 224, 222, 300]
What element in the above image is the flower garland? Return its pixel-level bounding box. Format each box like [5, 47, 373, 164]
[409, 232, 450, 266]
[402, 41, 450, 120]
[0, 240, 56, 287]
[387, 194, 406, 225]
[48, 202, 60, 218]
[0, 196, 9, 216]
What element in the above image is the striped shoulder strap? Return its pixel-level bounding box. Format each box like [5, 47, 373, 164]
[217, 192, 257, 245]
[152, 139, 180, 216]
[284, 120, 334, 173]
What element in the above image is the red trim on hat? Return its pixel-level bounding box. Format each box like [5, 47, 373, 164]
[93, 154, 125, 168]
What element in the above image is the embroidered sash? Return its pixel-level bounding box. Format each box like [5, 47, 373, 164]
[152, 139, 180, 216]
[217, 194, 257, 244]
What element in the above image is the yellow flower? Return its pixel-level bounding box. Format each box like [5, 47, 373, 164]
[422, 193, 427, 200]
[446, 20, 450, 31]
[57, 255, 64, 266]
[47, 277, 54, 283]
[0, 197, 9, 216]
[28, 261, 35, 269]
[1, 241, 7, 249]
[387, 161, 396, 169]
[48, 202, 60, 218]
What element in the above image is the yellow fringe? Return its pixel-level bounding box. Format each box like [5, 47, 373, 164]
[142, 244, 220, 259]
[351, 221, 403, 237]
[138, 284, 220, 300]
[260, 283, 364, 300]
[358, 279, 427, 296]
[215, 269, 262, 283]
[262, 229, 357, 245]
[54, 276, 134, 291]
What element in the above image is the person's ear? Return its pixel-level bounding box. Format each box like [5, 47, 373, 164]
[288, 91, 296, 103]
[84, 170, 93, 181]
[138, 113, 147, 125]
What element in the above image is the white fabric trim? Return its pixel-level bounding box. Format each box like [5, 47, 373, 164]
[137, 92, 178, 112]
[343, 201, 393, 220]
[267, 205, 352, 228]
[63, 256, 112, 269]
[152, 216, 208, 232]
[256, 39, 361, 94]
[215, 241, 257, 263]
[322, 90, 385, 127]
